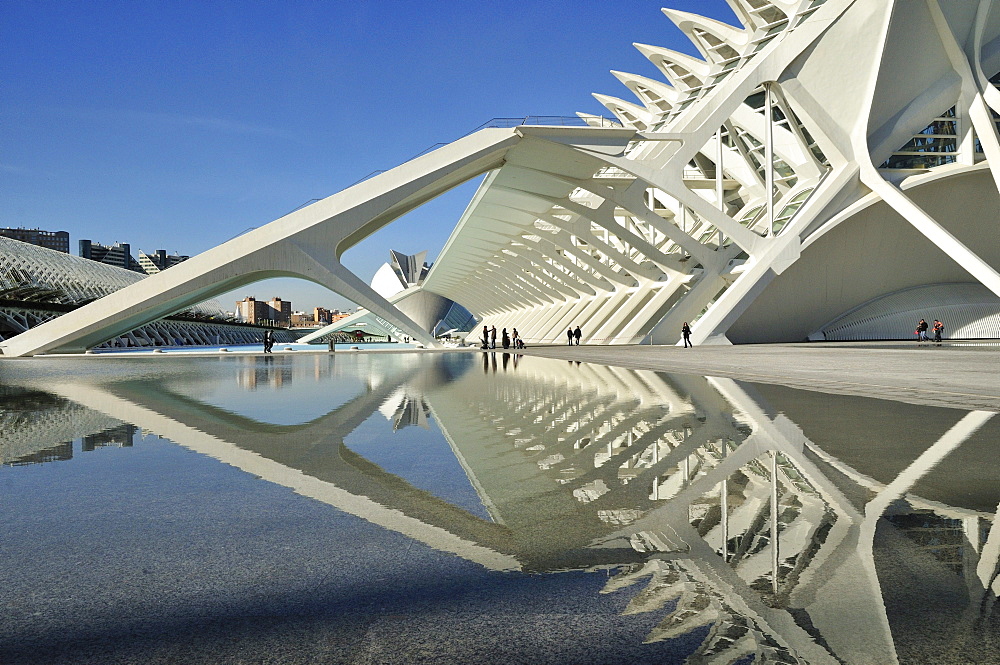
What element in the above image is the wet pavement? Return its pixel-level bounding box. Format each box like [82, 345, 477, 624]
[522, 341, 1000, 411]
[1, 350, 998, 664]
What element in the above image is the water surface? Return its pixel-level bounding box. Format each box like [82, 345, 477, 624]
[1, 352, 998, 664]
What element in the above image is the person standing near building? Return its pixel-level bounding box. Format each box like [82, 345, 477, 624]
[482, 325, 489, 349]
[490, 326, 497, 349]
[567, 328, 574, 345]
[681, 322, 692, 348]
[501, 328, 510, 349]
[916, 318, 929, 342]
[933, 319, 944, 344]
[263, 329, 273, 353]
[573, 326, 581, 345]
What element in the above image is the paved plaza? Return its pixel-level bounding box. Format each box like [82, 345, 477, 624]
[520, 342, 1000, 412]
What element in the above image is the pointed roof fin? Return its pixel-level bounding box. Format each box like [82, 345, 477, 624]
[610, 70, 679, 114]
[661, 8, 748, 63]
[633, 43, 710, 91]
[591, 94, 653, 131]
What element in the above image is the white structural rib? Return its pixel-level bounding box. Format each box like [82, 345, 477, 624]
[660, 9, 749, 62]
[633, 44, 712, 93]
[0, 129, 520, 356]
[591, 93, 654, 130]
[609, 71, 680, 115]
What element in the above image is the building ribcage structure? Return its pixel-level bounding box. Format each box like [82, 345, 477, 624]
[8, 0, 1000, 356]
[424, 0, 1000, 345]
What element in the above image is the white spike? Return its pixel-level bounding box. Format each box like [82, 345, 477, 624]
[726, 0, 789, 33]
[724, 0, 756, 30]
[592, 93, 653, 131]
[610, 70, 679, 114]
[633, 43, 711, 91]
[661, 8, 749, 63]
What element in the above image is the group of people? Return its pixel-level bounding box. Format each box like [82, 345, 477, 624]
[475, 316, 946, 351]
[477, 322, 700, 347]
[915, 318, 945, 344]
[482, 325, 526, 350]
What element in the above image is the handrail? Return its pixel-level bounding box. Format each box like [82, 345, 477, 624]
[464, 115, 623, 135]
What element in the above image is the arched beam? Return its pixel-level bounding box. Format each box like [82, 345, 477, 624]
[1, 129, 522, 356]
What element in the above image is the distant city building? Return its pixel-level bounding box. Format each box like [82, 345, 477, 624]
[268, 297, 291, 324]
[235, 297, 270, 325]
[79, 240, 143, 273]
[0, 227, 70, 253]
[236, 296, 292, 326]
[312, 307, 351, 325]
[137, 249, 189, 275]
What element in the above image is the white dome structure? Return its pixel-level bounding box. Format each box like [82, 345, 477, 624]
[298, 250, 475, 344]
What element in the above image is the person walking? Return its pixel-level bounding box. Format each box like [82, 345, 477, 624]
[263, 329, 274, 353]
[681, 322, 692, 348]
[933, 319, 944, 344]
[490, 326, 497, 349]
[916, 318, 929, 342]
[567, 328, 574, 345]
[573, 326, 581, 345]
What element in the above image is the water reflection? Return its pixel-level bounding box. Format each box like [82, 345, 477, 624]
[0, 386, 128, 465]
[2, 353, 998, 664]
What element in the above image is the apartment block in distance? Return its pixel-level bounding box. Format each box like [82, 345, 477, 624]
[79, 240, 143, 273]
[0, 227, 70, 253]
[138, 249, 189, 275]
[236, 296, 292, 326]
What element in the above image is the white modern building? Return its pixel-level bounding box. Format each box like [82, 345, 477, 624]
[299, 250, 477, 345]
[5, 0, 1000, 356]
[424, 0, 1000, 346]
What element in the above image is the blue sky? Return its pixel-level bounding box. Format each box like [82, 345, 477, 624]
[1, 0, 736, 312]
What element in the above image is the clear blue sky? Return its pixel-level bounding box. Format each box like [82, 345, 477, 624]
[1, 0, 736, 312]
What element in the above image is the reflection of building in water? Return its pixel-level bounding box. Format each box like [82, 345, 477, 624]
[379, 388, 431, 431]
[9, 355, 999, 665]
[0, 386, 123, 466]
[82, 424, 136, 451]
[426, 360, 1000, 665]
[4, 441, 73, 466]
[234, 356, 294, 391]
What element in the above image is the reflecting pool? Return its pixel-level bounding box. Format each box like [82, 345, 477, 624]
[1, 352, 998, 664]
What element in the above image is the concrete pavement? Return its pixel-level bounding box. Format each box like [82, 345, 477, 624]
[519, 341, 1000, 411]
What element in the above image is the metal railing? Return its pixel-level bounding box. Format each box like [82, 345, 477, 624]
[465, 115, 622, 134]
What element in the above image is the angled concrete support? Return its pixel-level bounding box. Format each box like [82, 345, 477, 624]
[1, 129, 521, 356]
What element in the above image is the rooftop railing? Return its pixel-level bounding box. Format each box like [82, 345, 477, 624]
[466, 115, 622, 133]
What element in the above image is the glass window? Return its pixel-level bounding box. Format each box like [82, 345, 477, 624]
[771, 188, 813, 235]
[739, 206, 764, 225]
